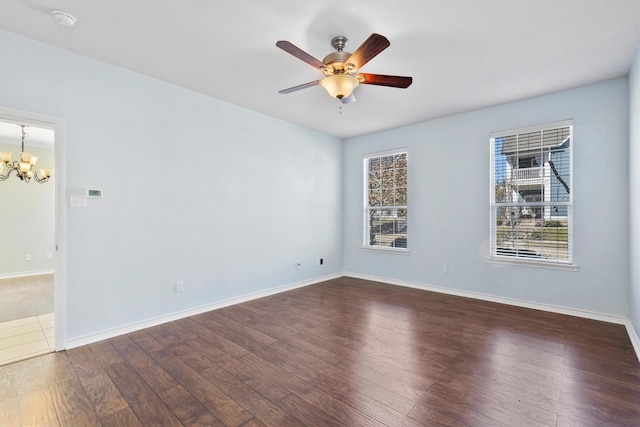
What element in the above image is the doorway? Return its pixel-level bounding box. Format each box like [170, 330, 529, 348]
[0, 107, 66, 365]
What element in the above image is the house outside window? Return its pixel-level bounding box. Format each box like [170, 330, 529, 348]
[490, 121, 573, 267]
[363, 149, 407, 251]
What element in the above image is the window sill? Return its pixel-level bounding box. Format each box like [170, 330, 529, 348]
[361, 246, 410, 255]
[486, 256, 577, 271]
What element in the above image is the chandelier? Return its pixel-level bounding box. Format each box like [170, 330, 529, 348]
[0, 125, 53, 183]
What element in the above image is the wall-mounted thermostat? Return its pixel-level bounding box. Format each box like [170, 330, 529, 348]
[86, 189, 103, 198]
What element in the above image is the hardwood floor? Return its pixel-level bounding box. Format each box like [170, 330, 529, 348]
[1, 276, 639, 426]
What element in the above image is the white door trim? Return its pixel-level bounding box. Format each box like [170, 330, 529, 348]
[0, 106, 66, 350]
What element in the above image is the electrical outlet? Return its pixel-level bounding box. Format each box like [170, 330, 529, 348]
[25, 254, 32, 262]
[442, 264, 448, 274]
[176, 281, 184, 293]
[296, 261, 302, 270]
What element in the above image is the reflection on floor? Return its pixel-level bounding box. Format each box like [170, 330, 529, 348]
[0, 313, 54, 366]
[0, 274, 55, 366]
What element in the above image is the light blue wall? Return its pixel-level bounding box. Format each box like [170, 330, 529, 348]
[629, 45, 640, 333]
[1, 27, 635, 344]
[344, 78, 629, 316]
[0, 30, 343, 341]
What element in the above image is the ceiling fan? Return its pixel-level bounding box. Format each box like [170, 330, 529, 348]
[276, 33, 413, 104]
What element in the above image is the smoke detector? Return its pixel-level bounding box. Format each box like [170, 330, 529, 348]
[51, 10, 76, 27]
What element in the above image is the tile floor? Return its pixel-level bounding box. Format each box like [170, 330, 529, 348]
[0, 274, 55, 366]
[0, 313, 54, 366]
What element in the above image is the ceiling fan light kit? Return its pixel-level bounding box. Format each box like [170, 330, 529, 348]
[276, 33, 413, 104]
[321, 74, 359, 99]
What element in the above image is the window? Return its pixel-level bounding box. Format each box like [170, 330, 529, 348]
[364, 149, 408, 250]
[518, 157, 539, 169]
[490, 121, 573, 266]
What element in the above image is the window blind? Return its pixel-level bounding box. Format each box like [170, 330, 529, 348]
[491, 122, 573, 263]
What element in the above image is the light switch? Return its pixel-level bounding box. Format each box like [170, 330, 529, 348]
[70, 195, 87, 208]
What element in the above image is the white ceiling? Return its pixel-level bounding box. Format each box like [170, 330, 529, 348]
[1, 1, 639, 139]
[0, 122, 54, 148]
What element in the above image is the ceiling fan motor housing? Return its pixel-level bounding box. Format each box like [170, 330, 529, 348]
[322, 51, 354, 75]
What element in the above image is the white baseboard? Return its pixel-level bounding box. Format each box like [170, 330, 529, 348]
[64, 272, 342, 350]
[626, 320, 640, 362]
[62, 271, 640, 364]
[0, 270, 54, 280]
[344, 271, 628, 325]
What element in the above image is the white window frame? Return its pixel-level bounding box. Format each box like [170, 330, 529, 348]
[489, 120, 576, 270]
[362, 148, 408, 253]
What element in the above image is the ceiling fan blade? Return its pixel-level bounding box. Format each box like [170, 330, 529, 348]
[345, 34, 390, 69]
[278, 80, 321, 94]
[341, 93, 356, 104]
[358, 73, 413, 88]
[276, 40, 325, 69]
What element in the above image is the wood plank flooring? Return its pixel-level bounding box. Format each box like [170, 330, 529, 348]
[1, 276, 639, 426]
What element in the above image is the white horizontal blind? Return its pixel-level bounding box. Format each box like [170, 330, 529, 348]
[490, 122, 573, 263]
[364, 150, 407, 249]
